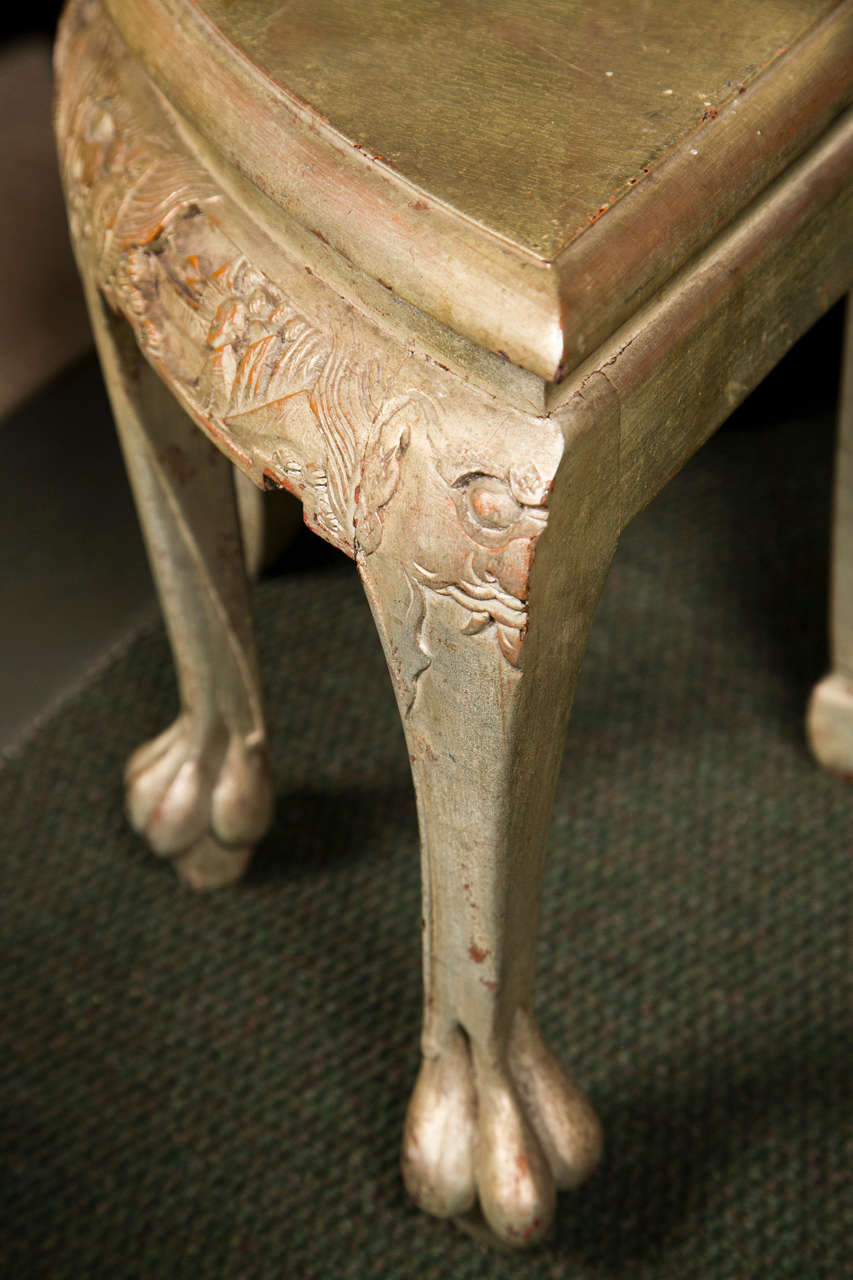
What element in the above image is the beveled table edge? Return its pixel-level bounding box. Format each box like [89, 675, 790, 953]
[552, 4, 853, 375]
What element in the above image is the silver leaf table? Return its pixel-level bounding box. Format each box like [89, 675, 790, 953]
[54, 0, 853, 1247]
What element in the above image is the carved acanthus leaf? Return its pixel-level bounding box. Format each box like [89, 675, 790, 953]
[415, 564, 528, 668]
[356, 393, 437, 555]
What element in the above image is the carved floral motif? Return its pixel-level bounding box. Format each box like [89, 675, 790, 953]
[392, 467, 549, 710]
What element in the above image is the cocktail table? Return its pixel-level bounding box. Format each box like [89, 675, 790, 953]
[55, 0, 852, 1247]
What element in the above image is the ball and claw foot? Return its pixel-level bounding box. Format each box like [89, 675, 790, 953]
[124, 714, 274, 889]
[807, 674, 853, 778]
[402, 1009, 602, 1248]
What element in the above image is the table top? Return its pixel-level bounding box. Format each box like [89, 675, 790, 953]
[106, 0, 851, 381]
[197, 0, 835, 259]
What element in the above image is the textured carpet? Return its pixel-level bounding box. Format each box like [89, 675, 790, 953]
[1, 313, 851, 1278]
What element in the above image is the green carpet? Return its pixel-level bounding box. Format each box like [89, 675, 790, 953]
[1, 318, 851, 1278]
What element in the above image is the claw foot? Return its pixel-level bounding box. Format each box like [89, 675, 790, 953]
[807, 673, 853, 777]
[124, 715, 274, 888]
[402, 1010, 601, 1247]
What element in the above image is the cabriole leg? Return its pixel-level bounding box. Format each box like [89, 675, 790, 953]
[808, 295, 853, 773]
[86, 281, 274, 889]
[358, 379, 619, 1245]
